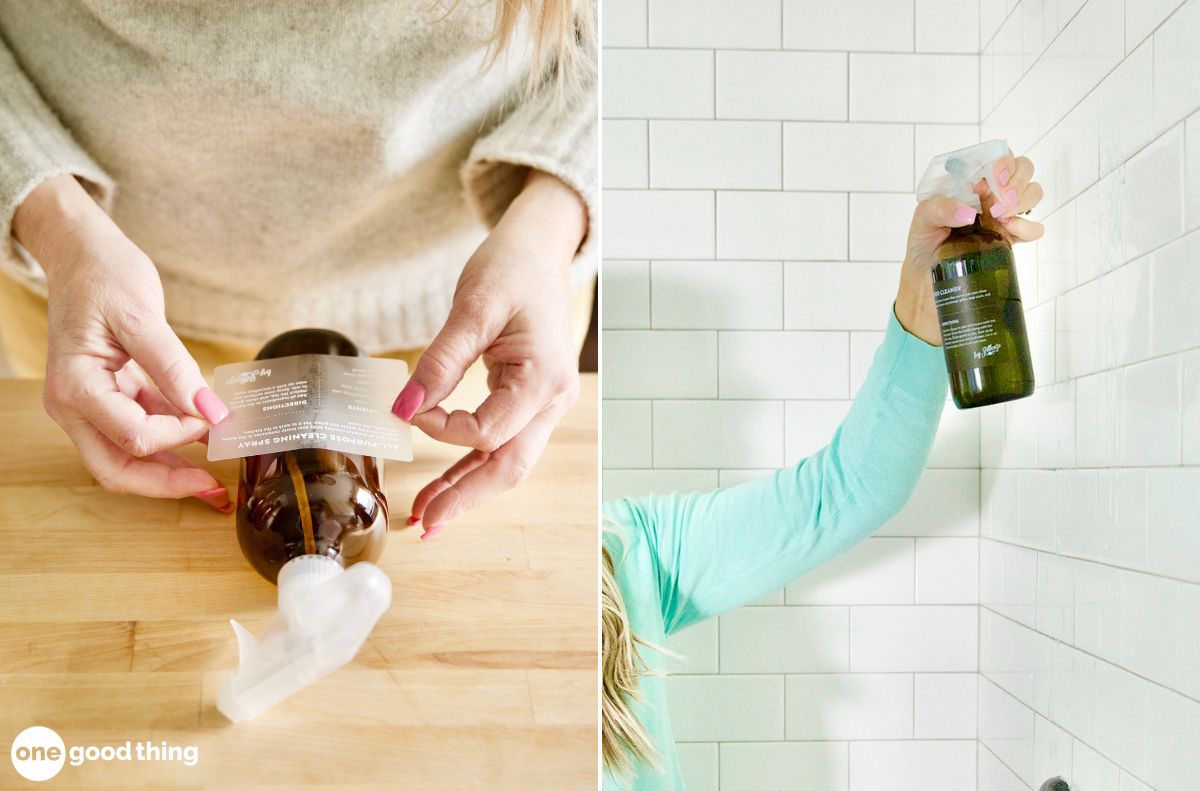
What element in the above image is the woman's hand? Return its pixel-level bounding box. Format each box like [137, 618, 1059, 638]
[392, 170, 586, 539]
[12, 175, 232, 511]
[895, 152, 1045, 345]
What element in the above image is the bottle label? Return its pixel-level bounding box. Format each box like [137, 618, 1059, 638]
[207, 355, 413, 462]
[933, 268, 1024, 372]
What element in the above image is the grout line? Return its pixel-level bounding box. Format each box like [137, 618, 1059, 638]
[985, 0, 1192, 184]
[977, 392, 985, 770]
[716, 329, 722, 399]
[845, 50, 851, 124]
[705, 188, 715, 256]
[983, 0, 1093, 125]
[603, 116, 975, 126]
[979, 674, 1150, 790]
[1125, 0, 1189, 56]
[980, 533, 1200, 588]
[912, 538, 918, 604]
[982, 604, 1200, 708]
[847, 734, 852, 790]
[847, 607, 852, 674]
[978, 738, 1035, 791]
[647, 260, 654, 329]
[779, 120, 785, 190]
[911, 671, 917, 738]
[604, 185, 919, 194]
[980, 0, 1022, 54]
[674, 735, 979, 744]
[643, 119, 651, 190]
[779, 260, 786, 330]
[845, 191, 850, 261]
[603, 45, 980, 55]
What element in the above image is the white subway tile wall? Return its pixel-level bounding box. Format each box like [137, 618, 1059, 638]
[603, 2, 982, 787]
[977, 2, 1200, 791]
[603, 1, 1198, 788]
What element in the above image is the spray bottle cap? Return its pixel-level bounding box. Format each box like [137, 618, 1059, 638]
[916, 139, 1009, 212]
[217, 555, 392, 723]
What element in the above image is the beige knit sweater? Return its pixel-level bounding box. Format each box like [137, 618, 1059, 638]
[0, 1, 596, 352]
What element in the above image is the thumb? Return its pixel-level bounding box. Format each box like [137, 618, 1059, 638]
[118, 315, 228, 425]
[913, 196, 979, 234]
[392, 302, 492, 422]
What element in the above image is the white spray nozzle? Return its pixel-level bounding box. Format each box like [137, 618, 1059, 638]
[916, 139, 1010, 212]
[217, 555, 393, 723]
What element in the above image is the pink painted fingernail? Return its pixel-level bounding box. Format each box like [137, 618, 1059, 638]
[195, 486, 233, 514]
[194, 387, 229, 425]
[952, 206, 977, 225]
[420, 523, 446, 541]
[1005, 188, 1019, 206]
[391, 381, 425, 422]
[406, 516, 420, 526]
[999, 169, 1011, 186]
[990, 203, 1007, 218]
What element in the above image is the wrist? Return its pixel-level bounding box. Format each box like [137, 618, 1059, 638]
[12, 174, 120, 273]
[895, 266, 941, 346]
[494, 170, 587, 267]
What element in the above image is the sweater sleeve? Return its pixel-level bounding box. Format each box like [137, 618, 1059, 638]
[0, 32, 113, 270]
[459, 19, 597, 289]
[604, 307, 949, 636]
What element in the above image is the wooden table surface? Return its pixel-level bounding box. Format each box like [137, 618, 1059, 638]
[0, 373, 598, 789]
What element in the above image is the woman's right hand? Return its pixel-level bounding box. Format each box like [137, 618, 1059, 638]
[12, 175, 232, 511]
[895, 152, 1045, 345]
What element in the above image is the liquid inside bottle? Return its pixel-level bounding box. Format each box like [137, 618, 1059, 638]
[930, 214, 1035, 409]
[236, 328, 389, 583]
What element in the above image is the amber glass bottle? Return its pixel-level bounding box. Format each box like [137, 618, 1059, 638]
[930, 212, 1035, 409]
[236, 329, 389, 583]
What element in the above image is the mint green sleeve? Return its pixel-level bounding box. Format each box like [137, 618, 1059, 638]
[604, 308, 949, 635]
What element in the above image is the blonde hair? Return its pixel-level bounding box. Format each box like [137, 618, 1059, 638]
[602, 543, 659, 778]
[485, 0, 596, 94]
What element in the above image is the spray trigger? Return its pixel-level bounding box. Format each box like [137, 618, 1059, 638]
[217, 555, 392, 723]
[230, 620, 257, 665]
[916, 139, 1009, 213]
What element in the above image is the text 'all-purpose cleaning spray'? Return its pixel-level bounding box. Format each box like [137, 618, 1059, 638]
[216, 328, 395, 723]
[917, 139, 1035, 409]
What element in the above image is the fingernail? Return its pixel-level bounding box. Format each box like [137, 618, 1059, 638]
[952, 206, 977, 225]
[998, 215, 1012, 225]
[195, 486, 233, 514]
[406, 516, 420, 526]
[1005, 188, 1019, 206]
[194, 387, 230, 425]
[420, 523, 446, 541]
[990, 203, 1007, 218]
[391, 381, 425, 422]
[999, 169, 1010, 186]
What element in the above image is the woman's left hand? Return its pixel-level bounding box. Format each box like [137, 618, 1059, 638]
[392, 170, 587, 539]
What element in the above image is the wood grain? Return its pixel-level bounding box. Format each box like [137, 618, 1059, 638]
[0, 374, 599, 789]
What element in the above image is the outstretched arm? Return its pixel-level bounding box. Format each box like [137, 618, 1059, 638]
[606, 155, 1045, 634]
[605, 305, 947, 635]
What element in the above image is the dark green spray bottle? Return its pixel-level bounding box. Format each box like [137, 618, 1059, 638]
[917, 140, 1035, 409]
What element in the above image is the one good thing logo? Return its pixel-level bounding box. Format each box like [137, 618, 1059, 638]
[10, 726, 199, 782]
[10, 726, 65, 782]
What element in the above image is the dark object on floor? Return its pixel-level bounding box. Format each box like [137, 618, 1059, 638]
[578, 280, 598, 373]
[1039, 779, 1070, 791]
